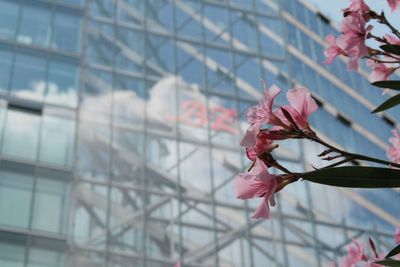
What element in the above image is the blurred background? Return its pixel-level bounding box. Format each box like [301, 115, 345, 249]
[0, 0, 399, 266]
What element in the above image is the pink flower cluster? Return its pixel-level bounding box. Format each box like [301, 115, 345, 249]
[324, 0, 373, 71]
[330, 228, 400, 267]
[235, 82, 318, 220]
[387, 129, 400, 164]
[324, 0, 400, 82]
[333, 239, 384, 267]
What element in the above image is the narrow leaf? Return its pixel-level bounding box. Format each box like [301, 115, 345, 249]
[375, 259, 400, 267]
[301, 166, 400, 188]
[387, 244, 400, 258]
[372, 81, 400, 90]
[380, 44, 400, 55]
[372, 94, 400, 113]
[281, 107, 299, 130]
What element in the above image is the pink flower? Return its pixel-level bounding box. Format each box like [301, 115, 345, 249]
[324, 34, 347, 65]
[385, 34, 400, 45]
[395, 227, 400, 243]
[174, 261, 181, 267]
[367, 59, 397, 83]
[275, 87, 318, 131]
[387, 129, 400, 164]
[241, 83, 282, 148]
[246, 131, 278, 161]
[338, 256, 353, 267]
[343, 0, 371, 20]
[337, 240, 366, 267]
[365, 253, 385, 267]
[347, 240, 365, 265]
[235, 158, 282, 220]
[337, 13, 372, 70]
[387, 0, 400, 11]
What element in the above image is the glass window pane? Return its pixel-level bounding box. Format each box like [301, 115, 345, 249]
[0, 170, 33, 228]
[18, 6, 51, 47]
[2, 109, 40, 160]
[46, 61, 78, 107]
[11, 54, 47, 101]
[0, 242, 25, 267]
[117, 0, 143, 24]
[52, 12, 81, 52]
[27, 247, 65, 267]
[39, 114, 75, 167]
[89, 0, 114, 18]
[58, 0, 84, 6]
[85, 21, 113, 66]
[0, 50, 12, 92]
[32, 178, 68, 234]
[0, 1, 19, 40]
[115, 28, 144, 74]
[203, 4, 230, 46]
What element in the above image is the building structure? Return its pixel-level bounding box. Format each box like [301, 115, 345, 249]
[0, 0, 398, 266]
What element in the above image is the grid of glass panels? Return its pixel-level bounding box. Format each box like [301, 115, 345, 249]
[0, 0, 398, 267]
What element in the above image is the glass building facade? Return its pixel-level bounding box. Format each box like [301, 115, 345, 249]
[0, 0, 398, 266]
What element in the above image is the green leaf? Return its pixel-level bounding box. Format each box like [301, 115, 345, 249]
[372, 80, 400, 90]
[380, 44, 400, 55]
[387, 244, 400, 258]
[301, 166, 400, 188]
[374, 259, 400, 267]
[372, 93, 400, 113]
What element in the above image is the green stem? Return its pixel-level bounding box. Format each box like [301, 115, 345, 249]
[319, 157, 355, 169]
[380, 12, 400, 39]
[308, 134, 400, 169]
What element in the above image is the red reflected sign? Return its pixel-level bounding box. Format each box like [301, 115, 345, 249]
[166, 100, 239, 135]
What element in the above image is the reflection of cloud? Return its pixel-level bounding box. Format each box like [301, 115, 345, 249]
[46, 82, 77, 106]
[14, 80, 47, 101]
[80, 75, 241, 190]
[14, 80, 77, 107]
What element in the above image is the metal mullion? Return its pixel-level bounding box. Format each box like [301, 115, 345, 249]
[280, 0, 322, 265]
[141, 1, 152, 266]
[170, 0, 185, 263]
[104, 1, 117, 266]
[66, 0, 90, 264]
[5, 0, 23, 104]
[227, 0, 257, 265]
[201, 1, 221, 265]
[25, 169, 39, 267]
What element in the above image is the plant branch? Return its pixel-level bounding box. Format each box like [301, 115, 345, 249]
[319, 157, 356, 169]
[365, 56, 400, 64]
[379, 12, 400, 38]
[305, 132, 400, 169]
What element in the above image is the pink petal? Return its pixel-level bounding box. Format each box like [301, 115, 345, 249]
[251, 196, 270, 219]
[240, 125, 259, 148]
[385, 34, 400, 45]
[347, 56, 359, 71]
[325, 34, 336, 45]
[235, 173, 266, 200]
[265, 84, 282, 109]
[286, 87, 318, 117]
[346, 240, 364, 264]
[234, 159, 269, 199]
[174, 261, 181, 267]
[395, 227, 400, 243]
[338, 256, 352, 267]
[387, 0, 400, 11]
